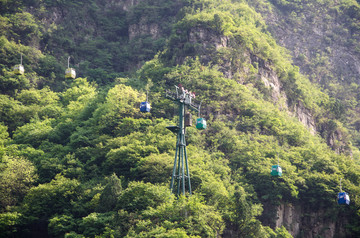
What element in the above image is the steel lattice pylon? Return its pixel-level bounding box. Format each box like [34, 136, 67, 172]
[166, 85, 200, 196]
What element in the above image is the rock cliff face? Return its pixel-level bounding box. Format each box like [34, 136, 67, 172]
[129, 21, 160, 40]
[117, 0, 160, 40]
[189, 27, 229, 51]
[319, 120, 352, 155]
[117, 1, 346, 149]
[290, 101, 317, 135]
[250, 54, 289, 111]
[259, 3, 360, 85]
[178, 25, 318, 133]
[275, 203, 301, 236]
[249, 2, 360, 153]
[274, 203, 348, 238]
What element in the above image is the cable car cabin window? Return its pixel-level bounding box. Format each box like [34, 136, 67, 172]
[140, 101, 151, 112]
[196, 118, 207, 130]
[270, 165, 282, 177]
[338, 192, 350, 205]
[185, 113, 192, 127]
[65, 68, 76, 79]
[13, 64, 24, 75]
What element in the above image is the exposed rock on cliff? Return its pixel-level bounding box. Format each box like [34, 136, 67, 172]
[275, 203, 301, 236]
[258, 3, 360, 85]
[267, 203, 349, 238]
[290, 101, 316, 135]
[172, 24, 319, 133]
[129, 20, 160, 40]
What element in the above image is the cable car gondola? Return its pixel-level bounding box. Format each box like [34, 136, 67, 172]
[270, 165, 282, 177]
[13, 54, 24, 75]
[140, 91, 151, 113]
[140, 101, 151, 112]
[196, 101, 207, 130]
[270, 155, 282, 177]
[196, 118, 207, 129]
[337, 178, 350, 205]
[65, 56, 76, 79]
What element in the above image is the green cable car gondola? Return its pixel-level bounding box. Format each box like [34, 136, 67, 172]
[196, 101, 207, 130]
[196, 118, 207, 129]
[270, 165, 282, 177]
[271, 155, 282, 177]
[65, 56, 76, 79]
[13, 54, 24, 75]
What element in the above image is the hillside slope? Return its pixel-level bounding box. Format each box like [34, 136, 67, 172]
[248, 0, 360, 153]
[0, 0, 359, 237]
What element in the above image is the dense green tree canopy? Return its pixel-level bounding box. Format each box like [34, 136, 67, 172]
[0, 0, 359, 237]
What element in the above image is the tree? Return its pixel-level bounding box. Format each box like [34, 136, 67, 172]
[48, 214, 76, 238]
[0, 156, 37, 211]
[12, 118, 53, 147]
[117, 181, 170, 213]
[79, 212, 115, 238]
[0, 123, 9, 157]
[127, 195, 225, 237]
[0, 211, 21, 238]
[97, 173, 122, 213]
[21, 174, 80, 221]
[93, 84, 144, 134]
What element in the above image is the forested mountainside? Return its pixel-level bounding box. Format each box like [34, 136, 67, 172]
[248, 0, 360, 154]
[0, 0, 360, 237]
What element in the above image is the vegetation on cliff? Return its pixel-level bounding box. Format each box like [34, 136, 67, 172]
[0, 0, 359, 237]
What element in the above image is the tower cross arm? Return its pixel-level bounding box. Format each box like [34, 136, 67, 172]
[165, 89, 178, 101]
[165, 87, 201, 112]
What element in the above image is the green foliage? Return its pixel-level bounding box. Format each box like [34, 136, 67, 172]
[94, 83, 144, 135]
[117, 181, 170, 213]
[97, 173, 122, 213]
[133, 153, 173, 184]
[0, 36, 42, 74]
[133, 195, 225, 238]
[61, 78, 97, 107]
[0, 69, 30, 95]
[274, 226, 292, 238]
[13, 118, 53, 147]
[79, 212, 115, 238]
[0, 211, 21, 238]
[16, 87, 62, 118]
[224, 185, 266, 237]
[0, 156, 37, 211]
[48, 214, 77, 238]
[8, 12, 42, 44]
[0, 0, 359, 237]
[22, 174, 80, 220]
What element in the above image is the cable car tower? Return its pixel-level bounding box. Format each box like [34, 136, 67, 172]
[166, 85, 202, 196]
